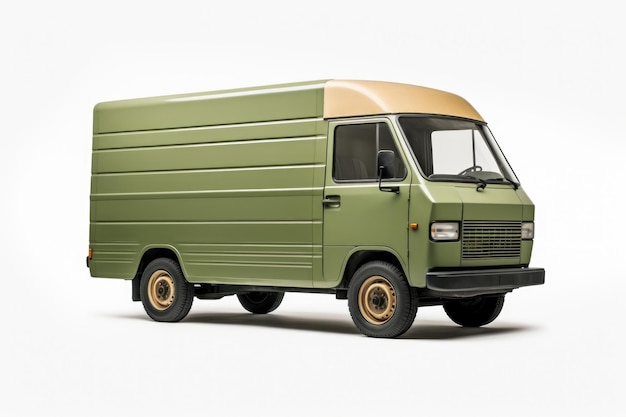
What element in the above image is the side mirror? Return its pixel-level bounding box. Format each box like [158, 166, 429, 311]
[377, 150, 400, 194]
[377, 150, 396, 179]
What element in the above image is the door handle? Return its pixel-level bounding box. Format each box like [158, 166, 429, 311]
[322, 195, 341, 207]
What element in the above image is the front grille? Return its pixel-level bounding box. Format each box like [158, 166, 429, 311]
[462, 221, 521, 259]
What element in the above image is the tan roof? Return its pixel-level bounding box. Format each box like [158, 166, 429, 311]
[323, 80, 484, 122]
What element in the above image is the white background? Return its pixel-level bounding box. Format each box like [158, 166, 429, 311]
[2, 1, 624, 415]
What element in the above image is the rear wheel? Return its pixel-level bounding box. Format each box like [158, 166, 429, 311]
[140, 258, 194, 322]
[237, 292, 284, 314]
[348, 261, 417, 338]
[443, 295, 505, 327]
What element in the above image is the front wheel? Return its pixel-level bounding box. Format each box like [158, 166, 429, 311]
[348, 261, 418, 338]
[443, 295, 505, 327]
[237, 292, 284, 314]
[140, 258, 194, 322]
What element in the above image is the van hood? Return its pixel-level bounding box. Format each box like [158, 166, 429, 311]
[455, 185, 524, 221]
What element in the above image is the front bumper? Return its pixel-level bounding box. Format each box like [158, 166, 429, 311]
[426, 267, 545, 297]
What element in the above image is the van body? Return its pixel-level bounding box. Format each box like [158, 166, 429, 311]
[88, 80, 544, 337]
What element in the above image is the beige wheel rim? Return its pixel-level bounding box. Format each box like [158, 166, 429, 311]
[147, 270, 176, 311]
[358, 275, 397, 325]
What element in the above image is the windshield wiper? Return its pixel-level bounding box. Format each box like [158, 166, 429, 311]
[429, 174, 487, 190]
[503, 176, 519, 190]
[428, 172, 519, 190]
[487, 177, 519, 190]
[461, 175, 487, 191]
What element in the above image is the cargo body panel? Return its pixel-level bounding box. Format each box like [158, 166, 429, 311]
[91, 82, 328, 287]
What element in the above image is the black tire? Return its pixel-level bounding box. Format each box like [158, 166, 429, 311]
[139, 258, 194, 322]
[348, 261, 418, 338]
[443, 295, 505, 327]
[237, 291, 284, 314]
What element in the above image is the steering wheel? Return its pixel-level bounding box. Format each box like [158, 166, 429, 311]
[458, 165, 483, 176]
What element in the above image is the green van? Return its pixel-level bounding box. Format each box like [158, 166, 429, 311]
[88, 79, 544, 337]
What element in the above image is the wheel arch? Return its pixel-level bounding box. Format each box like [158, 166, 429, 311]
[338, 248, 408, 289]
[132, 246, 185, 301]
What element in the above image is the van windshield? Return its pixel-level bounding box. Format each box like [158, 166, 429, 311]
[398, 116, 519, 187]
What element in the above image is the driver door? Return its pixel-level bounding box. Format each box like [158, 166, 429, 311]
[322, 119, 411, 283]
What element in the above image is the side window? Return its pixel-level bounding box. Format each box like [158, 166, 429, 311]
[333, 122, 406, 181]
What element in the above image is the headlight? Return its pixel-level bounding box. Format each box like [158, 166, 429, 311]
[521, 222, 534, 240]
[430, 222, 459, 241]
